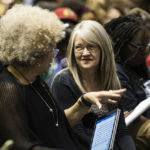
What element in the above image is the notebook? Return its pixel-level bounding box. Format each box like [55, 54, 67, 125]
[90, 108, 121, 150]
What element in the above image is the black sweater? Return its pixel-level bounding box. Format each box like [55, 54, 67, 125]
[0, 66, 82, 150]
[51, 69, 129, 149]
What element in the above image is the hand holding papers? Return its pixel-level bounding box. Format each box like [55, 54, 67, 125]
[125, 97, 150, 126]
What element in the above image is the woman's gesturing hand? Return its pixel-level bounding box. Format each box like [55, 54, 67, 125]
[83, 89, 126, 109]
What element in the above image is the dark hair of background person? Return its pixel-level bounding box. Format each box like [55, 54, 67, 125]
[60, 0, 94, 20]
[104, 15, 150, 80]
[33, 0, 58, 10]
[104, 15, 147, 62]
[104, 15, 150, 150]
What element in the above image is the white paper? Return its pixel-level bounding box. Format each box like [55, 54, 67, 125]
[125, 97, 150, 126]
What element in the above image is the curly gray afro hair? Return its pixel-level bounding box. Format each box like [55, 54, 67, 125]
[0, 4, 65, 65]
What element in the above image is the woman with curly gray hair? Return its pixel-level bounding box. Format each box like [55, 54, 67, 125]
[0, 4, 126, 150]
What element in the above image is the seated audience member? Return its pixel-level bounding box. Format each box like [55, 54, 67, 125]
[126, 7, 150, 74]
[103, 7, 122, 24]
[33, 0, 58, 11]
[51, 20, 136, 150]
[54, 7, 78, 28]
[127, 7, 150, 31]
[40, 7, 78, 85]
[41, 26, 72, 86]
[105, 15, 150, 150]
[0, 4, 125, 150]
[60, 0, 96, 21]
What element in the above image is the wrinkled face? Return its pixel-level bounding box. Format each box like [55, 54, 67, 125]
[74, 35, 100, 72]
[122, 29, 150, 66]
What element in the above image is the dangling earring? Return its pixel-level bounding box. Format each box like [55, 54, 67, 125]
[37, 63, 41, 67]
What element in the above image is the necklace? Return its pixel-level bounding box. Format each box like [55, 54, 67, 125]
[12, 65, 59, 127]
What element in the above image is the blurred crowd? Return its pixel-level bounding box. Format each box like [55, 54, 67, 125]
[0, 0, 150, 23]
[0, 0, 150, 150]
[1, 0, 148, 83]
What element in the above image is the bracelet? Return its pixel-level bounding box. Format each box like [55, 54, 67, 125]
[81, 95, 92, 107]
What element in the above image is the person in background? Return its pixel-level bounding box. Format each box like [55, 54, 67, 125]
[127, 7, 150, 31]
[60, 0, 96, 21]
[103, 7, 122, 24]
[0, 4, 125, 150]
[126, 7, 150, 74]
[105, 15, 150, 150]
[46, 26, 72, 85]
[54, 7, 78, 28]
[40, 7, 78, 85]
[33, 0, 58, 11]
[51, 20, 136, 150]
[86, 0, 135, 24]
[131, 0, 150, 14]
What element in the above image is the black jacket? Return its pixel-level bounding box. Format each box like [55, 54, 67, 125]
[0, 66, 83, 150]
[116, 63, 147, 112]
[51, 69, 129, 149]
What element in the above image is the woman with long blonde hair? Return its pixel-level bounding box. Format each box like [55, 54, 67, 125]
[51, 20, 136, 150]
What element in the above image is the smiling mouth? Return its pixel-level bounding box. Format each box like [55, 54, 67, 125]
[82, 59, 92, 61]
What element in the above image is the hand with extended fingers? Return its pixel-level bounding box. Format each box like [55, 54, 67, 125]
[83, 89, 126, 109]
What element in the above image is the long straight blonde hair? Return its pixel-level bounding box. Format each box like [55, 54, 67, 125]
[67, 20, 121, 93]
